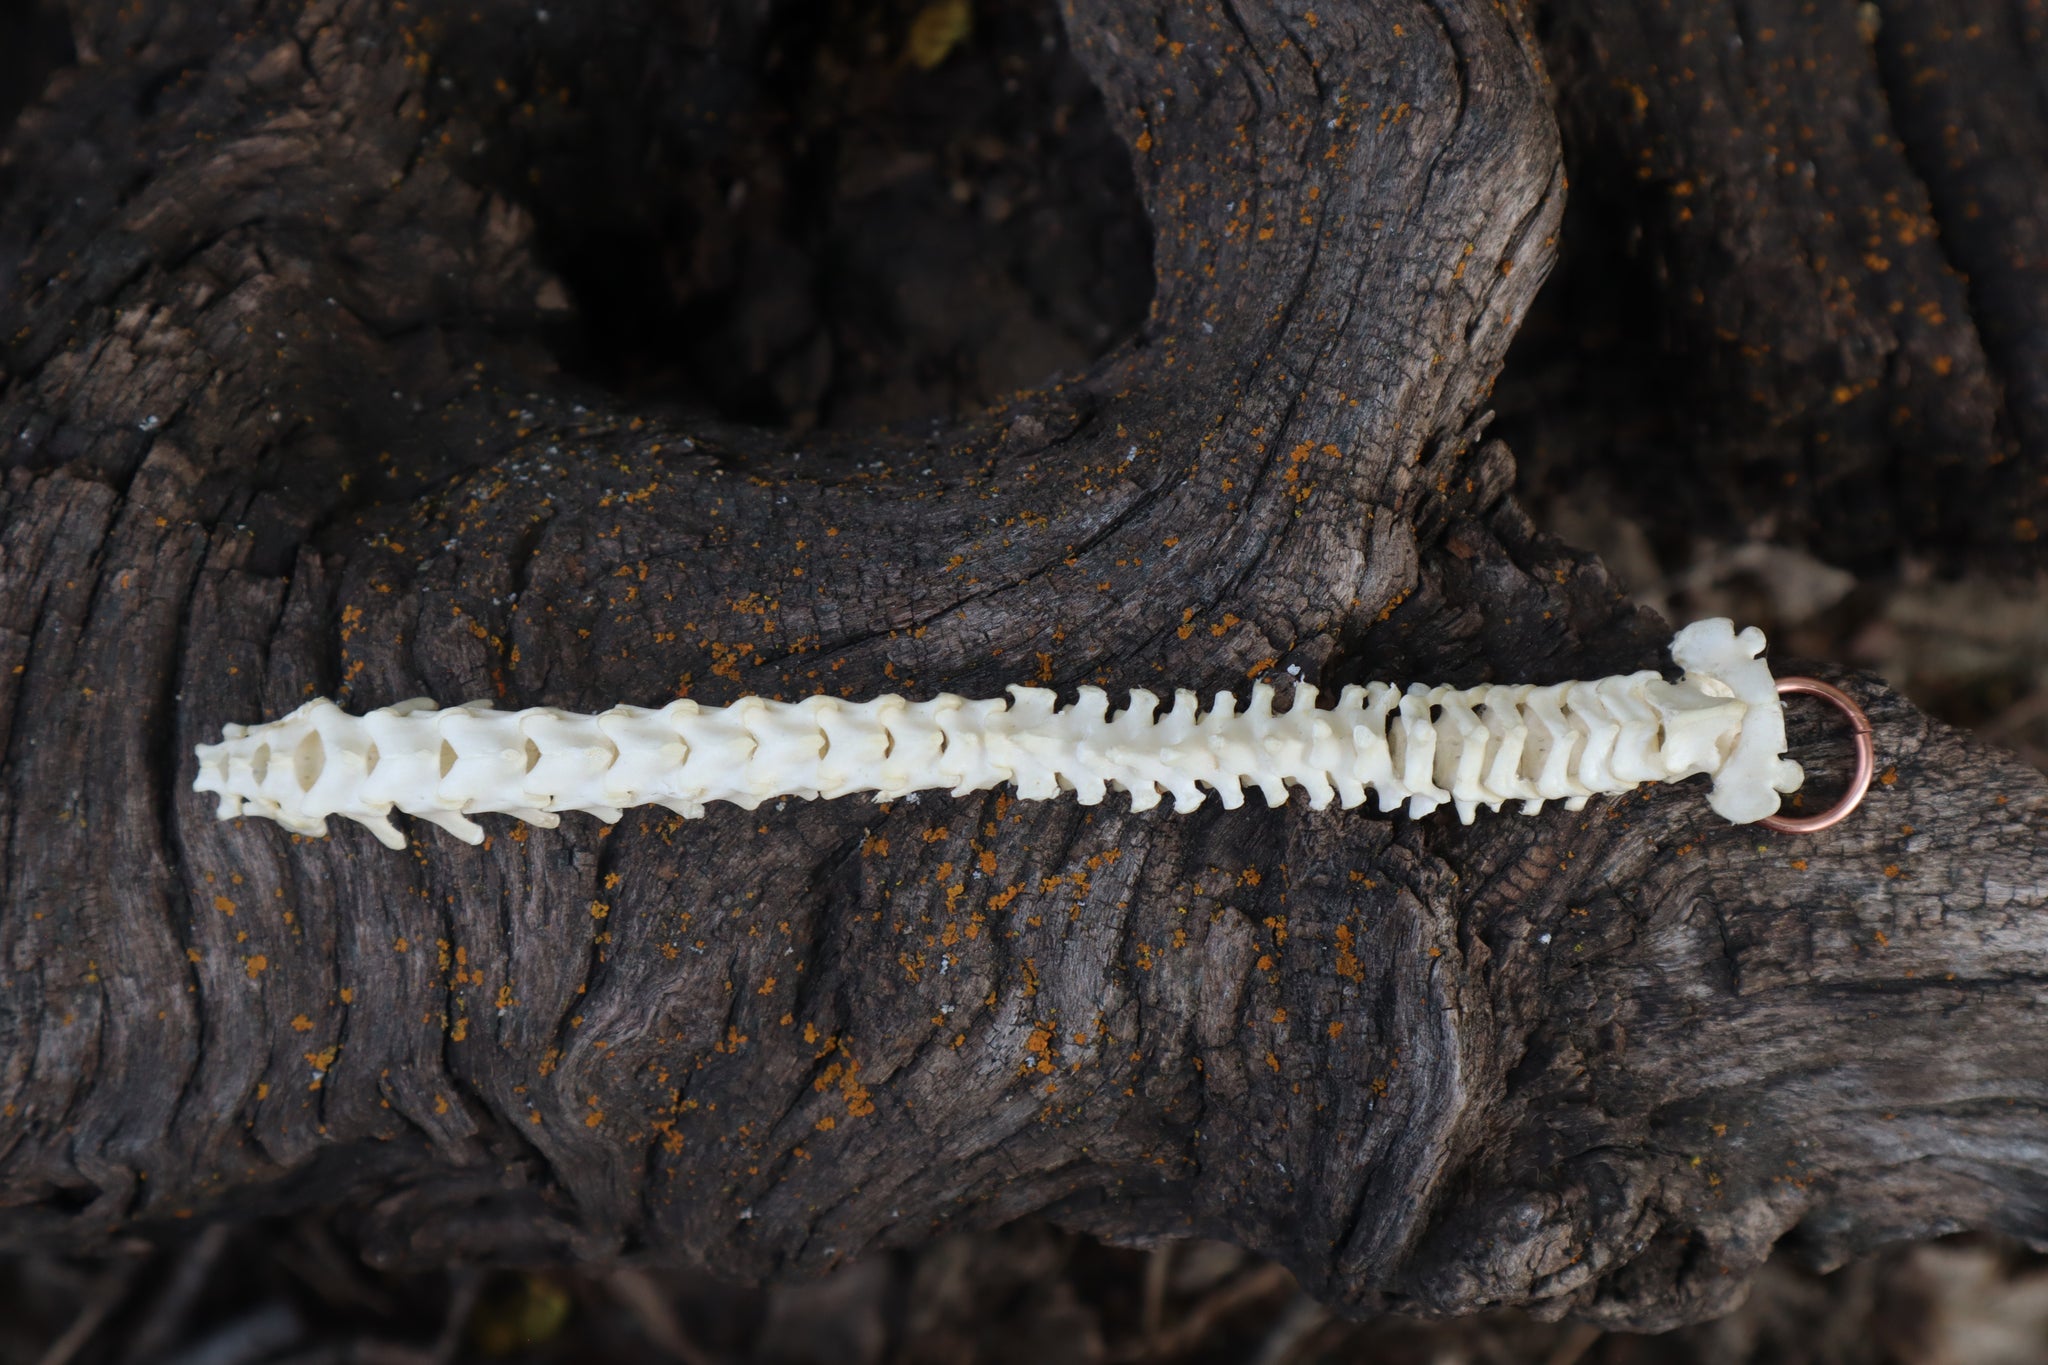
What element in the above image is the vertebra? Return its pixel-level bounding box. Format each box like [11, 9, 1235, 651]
[193, 618, 1802, 848]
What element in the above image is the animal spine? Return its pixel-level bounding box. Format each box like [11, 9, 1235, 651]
[193, 619, 1803, 849]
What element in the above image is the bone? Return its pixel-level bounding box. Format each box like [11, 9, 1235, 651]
[192, 618, 1799, 846]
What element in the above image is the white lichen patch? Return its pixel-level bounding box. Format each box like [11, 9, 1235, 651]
[193, 618, 1802, 848]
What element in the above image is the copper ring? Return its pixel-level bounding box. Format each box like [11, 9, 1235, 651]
[1758, 677, 1876, 834]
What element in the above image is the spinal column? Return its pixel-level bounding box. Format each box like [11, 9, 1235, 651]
[192, 618, 1797, 848]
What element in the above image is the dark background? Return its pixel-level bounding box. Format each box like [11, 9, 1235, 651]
[3, 0, 2043, 1359]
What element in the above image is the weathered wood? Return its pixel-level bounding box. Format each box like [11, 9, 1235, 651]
[1518, 0, 2048, 571]
[0, 0, 2042, 1334]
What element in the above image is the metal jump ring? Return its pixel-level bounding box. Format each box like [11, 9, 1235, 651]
[1758, 677, 1875, 834]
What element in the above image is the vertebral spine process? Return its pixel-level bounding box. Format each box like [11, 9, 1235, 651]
[193, 618, 1803, 849]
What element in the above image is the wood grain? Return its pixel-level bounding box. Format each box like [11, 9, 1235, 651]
[0, 0, 2041, 1331]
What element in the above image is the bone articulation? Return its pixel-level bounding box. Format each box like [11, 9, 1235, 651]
[192, 618, 1801, 849]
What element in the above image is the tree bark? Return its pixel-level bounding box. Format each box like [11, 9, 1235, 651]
[0, 0, 2042, 1334]
[1522, 0, 2048, 573]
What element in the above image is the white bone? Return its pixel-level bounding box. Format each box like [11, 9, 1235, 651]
[192, 618, 1803, 847]
[1670, 619, 1805, 822]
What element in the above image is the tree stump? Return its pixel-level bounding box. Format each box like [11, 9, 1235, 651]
[0, 0, 2042, 1332]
